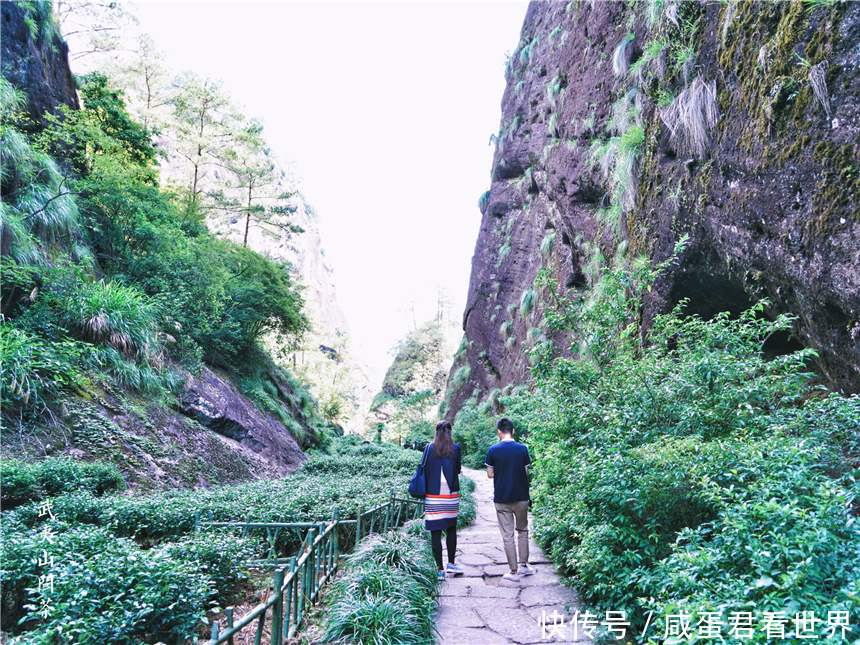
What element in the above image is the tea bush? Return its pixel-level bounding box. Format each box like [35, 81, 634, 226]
[1, 458, 125, 507]
[2, 437, 418, 642]
[2, 520, 257, 643]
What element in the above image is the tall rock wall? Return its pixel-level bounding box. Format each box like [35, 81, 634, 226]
[447, 0, 860, 416]
[1, 2, 79, 129]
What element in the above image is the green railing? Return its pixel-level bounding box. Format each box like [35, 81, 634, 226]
[199, 491, 424, 645]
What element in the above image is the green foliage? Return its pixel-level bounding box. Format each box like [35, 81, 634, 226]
[452, 395, 498, 469]
[322, 528, 438, 645]
[0, 108, 82, 265]
[298, 442, 419, 478]
[2, 522, 255, 644]
[2, 437, 413, 641]
[18, 1, 62, 47]
[519, 289, 536, 317]
[0, 458, 125, 507]
[8, 438, 416, 546]
[520, 247, 860, 636]
[2, 73, 309, 437]
[60, 279, 164, 362]
[540, 232, 555, 258]
[0, 324, 88, 414]
[2, 260, 179, 418]
[456, 477, 477, 530]
[77, 73, 158, 169]
[380, 320, 459, 399]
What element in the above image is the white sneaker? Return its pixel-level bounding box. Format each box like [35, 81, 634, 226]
[502, 572, 520, 582]
[518, 564, 536, 576]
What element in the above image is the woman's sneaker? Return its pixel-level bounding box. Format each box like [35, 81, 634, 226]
[446, 562, 464, 575]
[502, 571, 520, 582]
[438, 570, 446, 581]
[518, 564, 536, 576]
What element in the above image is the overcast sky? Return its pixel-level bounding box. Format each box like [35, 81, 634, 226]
[129, 1, 529, 377]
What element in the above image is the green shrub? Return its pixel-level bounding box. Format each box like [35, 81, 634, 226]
[457, 477, 476, 529]
[521, 250, 860, 636]
[159, 530, 258, 596]
[9, 442, 416, 549]
[2, 440, 415, 642]
[59, 280, 163, 362]
[0, 325, 88, 414]
[3, 521, 214, 643]
[0, 458, 125, 507]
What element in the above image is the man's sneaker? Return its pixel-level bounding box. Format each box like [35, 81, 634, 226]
[438, 570, 446, 581]
[518, 564, 536, 576]
[502, 572, 520, 582]
[446, 562, 464, 575]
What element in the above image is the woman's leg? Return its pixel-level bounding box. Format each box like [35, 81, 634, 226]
[446, 527, 457, 565]
[431, 529, 443, 570]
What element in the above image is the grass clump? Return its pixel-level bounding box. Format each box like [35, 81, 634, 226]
[540, 232, 555, 258]
[612, 34, 636, 78]
[452, 364, 471, 390]
[660, 75, 719, 159]
[322, 527, 438, 645]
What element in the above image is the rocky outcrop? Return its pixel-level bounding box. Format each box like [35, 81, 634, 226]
[181, 366, 306, 473]
[448, 0, 860, 416]
[0, 2, 78, 130]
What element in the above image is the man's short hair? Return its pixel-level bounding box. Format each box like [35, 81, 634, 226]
[496, 418, 514, 434]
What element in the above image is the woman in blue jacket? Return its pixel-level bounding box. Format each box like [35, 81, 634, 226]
[423, 420, 464, 580]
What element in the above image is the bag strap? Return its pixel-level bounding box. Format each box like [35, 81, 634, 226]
[420, 444, 430, 466]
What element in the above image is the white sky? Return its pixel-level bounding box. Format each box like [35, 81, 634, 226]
[129, 1, 528, 377]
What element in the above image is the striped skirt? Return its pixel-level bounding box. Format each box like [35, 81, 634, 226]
[425, 477, 459, 531]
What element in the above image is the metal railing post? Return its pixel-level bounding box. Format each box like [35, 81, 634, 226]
[333, 507, 339, 571]
[271, 568, 284, 645]
[286, 556, 296, 639]
[226, 607, 234, 645]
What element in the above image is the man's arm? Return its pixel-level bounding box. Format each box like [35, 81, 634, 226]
[486, 466, 494, 479]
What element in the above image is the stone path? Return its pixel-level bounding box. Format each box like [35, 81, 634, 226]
[433, 468, 591, 645]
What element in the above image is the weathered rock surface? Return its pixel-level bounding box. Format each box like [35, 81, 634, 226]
[448, 0, 860, 415]
[0, 2, 79, 130]
[180, 366, 306, 473]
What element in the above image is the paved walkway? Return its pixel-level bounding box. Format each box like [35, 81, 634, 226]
[434, 468, 591, 645]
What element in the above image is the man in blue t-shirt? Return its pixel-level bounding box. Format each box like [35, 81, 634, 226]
[485, 417, 534, 582]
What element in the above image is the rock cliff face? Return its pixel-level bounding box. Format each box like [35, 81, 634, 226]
[448, 0, 860, 416]
[43, 366, 305, 491]
[1, 2, 79, 129]
[180, 366, 306, 474]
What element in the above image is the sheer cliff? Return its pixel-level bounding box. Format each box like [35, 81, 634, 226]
[446, 0, 860, 417]
[1, 2, 79, 130]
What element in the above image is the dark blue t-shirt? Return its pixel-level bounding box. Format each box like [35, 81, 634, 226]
[485, 441, 531, 503]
